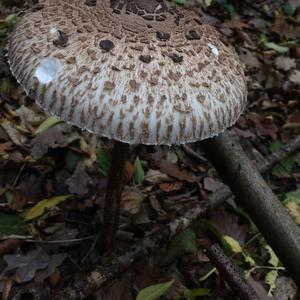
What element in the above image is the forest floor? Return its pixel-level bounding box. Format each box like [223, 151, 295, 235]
[0, 0, 299, 299]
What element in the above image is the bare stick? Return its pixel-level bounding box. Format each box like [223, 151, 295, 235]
[202, 132, 300, 286]
[60, 134, 300, 297]
[101, 141, 129, 252]
[206, 243, 261, 300]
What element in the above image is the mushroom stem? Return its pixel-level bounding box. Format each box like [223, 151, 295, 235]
[101, 141, 129, 252]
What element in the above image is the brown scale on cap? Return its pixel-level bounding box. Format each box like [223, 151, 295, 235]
[8, 0, 247, 145]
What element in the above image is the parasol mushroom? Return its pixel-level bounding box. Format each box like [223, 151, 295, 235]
[8, 0, 247, 251]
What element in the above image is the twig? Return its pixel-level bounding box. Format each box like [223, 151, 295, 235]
[205, 244, 261, 300]
[25, 235, 97, 244]
[260, 135, 300, 173]
[181, 144, 207, 163]
[59, 134, 300, 298]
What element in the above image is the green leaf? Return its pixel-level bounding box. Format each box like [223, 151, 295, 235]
[159, 228, 197, 266]
[244, 255, 256, 267]
[66, 150, 82, 172]
[136, 279, 175, 300]
[134, 157, 145, 184]
[35, 116, 62, 135]
[261, 35, 289, 53]
[25, 195, 71, 221]
[265, 270, 278, 296]
[269, 140, 295, 178]
[199, 219, 230, 253]
[223, 235, 242, 254]
[204, 0, 214, 7]
[172, 0, 185, 4]
[183, 288, 209, 300]
[282, 3, 295, 16]
[0, 213, 27, 235]
[271, 157, 294, 177]
[284, 189, 300, 204]
[0, 14, 18, 38]
[265, 245, 279, 267]
[96, 148, 111, 176]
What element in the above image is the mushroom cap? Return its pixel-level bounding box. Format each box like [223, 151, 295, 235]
[8, 0, 247, 145]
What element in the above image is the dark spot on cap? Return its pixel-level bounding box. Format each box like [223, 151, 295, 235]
[53, 30, 68, 47]
[185, 30, 200, 40]
[85, 0, 97, 6]
[99, 39, 114, 51]
[139, 55, 152, 63]
[156, 31, 170, 41]
[143, 15, 154, 21]
[169, 53, 183, 63]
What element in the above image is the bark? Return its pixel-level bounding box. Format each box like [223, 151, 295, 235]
[101, 141, 130, 252]
[206, 243, 261, 300]
[202, 131, 300, 286]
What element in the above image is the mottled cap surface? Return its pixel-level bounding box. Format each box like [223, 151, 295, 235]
[8, 0, 247, 145]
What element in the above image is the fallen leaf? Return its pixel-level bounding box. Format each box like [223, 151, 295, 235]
[0, 142, 13, 156]
[159, 181, 183, 193]
[223, 235, 242, 254]
[0, 213, 27, 235]
[158, 160, 197, 183]
[66, 162, 90, 197]
[96, 148, 111, 176]
[0, 123, 27, 146]
[35, 116, 62, 135]
[144, 169, 171, 185]
[14, 105, 45, 128]
[134, 157, 145, 185]
[25, 195, 71, 221]
[30, 125, 67, 159]
[289, 70, 300, 86]
[159, 228, 197, 266]
[248, 113, 278, 139]
[285, 202, 300, 225]
[265, 270, 278, 296]
[136, 279, 175, 300]
[240, 49, 261, 69]
[275, 56, 296, 71]
[122, 186, 145, 216]
[0, 239, 23, 256]
[1, 249, 66, 283]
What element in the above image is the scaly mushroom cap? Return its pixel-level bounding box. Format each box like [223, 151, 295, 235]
[8, 0, 247, 145]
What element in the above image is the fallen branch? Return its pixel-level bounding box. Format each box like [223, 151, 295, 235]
[205, 243, 261, 300]
[202, 132, 300, 286]
[60, 134, 300, 298]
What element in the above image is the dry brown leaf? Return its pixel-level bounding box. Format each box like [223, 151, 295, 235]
[248, 113, 278, 139]
[275, 57, 296, 71]
[240, 49, 261, 69]
[289, 70, 300, 86]
[66, 162, 90, 197]
[159, 181, 183, 193]
[144, 169, 171, 185]
[158, 160, 197, 183]
[122, 186, 145, 216]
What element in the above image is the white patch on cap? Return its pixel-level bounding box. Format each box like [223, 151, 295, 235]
[50, 27, 58, 34]
[208, 43, 219, 56]
[34, 58, 60, 84]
